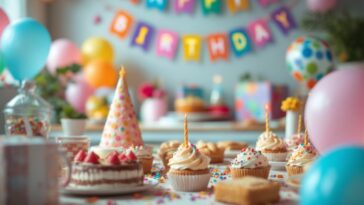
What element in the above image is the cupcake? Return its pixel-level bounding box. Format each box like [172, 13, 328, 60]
[158, 141, 180, 170]
[196, 141, 225, 163]
[128, 146, 153, 174]
[230, 147, 270, 179]
[286, 143, 317, 176]
[286, 133, 304, 153]
[217, 141, 248, 151]
[256, 131, 288, 162]
[167, 143, 211, 192]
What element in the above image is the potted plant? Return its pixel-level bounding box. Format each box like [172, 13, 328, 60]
[60, 103, 87, 136]
[138, 82, 167, 123]
[301, 11, 364, 69]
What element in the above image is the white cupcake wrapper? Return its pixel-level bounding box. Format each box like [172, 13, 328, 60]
[262, 152, 287, 162]
[167, 172, 211, 192]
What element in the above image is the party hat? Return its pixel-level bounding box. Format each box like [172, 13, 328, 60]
[100, 67, 144, 148]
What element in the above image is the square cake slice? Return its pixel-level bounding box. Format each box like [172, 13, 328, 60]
[215, 176, 280, 205]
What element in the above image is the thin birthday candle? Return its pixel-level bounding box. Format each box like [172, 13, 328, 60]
[265, 104, 269, 133]
[184, 113, 188, 147]
[297, 114, 302, 134]
[304, 129, 308, 145]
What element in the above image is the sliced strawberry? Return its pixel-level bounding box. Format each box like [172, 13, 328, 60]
[118, 153, 128, 162]
[106, 153, 120, 165]
[74, 150, 87, 162]
[127, 151, 137, 161]
[84, 151, 99, 164]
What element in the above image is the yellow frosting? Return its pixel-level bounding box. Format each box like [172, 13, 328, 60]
[281, 97, 302, 112]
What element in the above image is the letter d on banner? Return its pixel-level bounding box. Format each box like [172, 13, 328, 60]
[229, 28, 252, 57]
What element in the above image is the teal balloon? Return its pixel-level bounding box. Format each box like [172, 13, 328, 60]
[300, 146, 364, 205]
[0, 51, 5, 74]
[1, 18, 51, 81]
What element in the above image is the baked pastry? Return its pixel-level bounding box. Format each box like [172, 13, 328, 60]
[286, 143, 317, 176]
[196, 141, 225, 163]
[175, 96, 206, 113]
[215, 176, 280, 205]
[286, 133, 304, 153]
[256, 131, 288, 161]
[230, 147, 270, 179]
[167, 143, 211, 192]
[217, 141, 248, 151]
[128, 146, 153, 174]
[69, 150, 143, 189]
[158, 140, 180, 170]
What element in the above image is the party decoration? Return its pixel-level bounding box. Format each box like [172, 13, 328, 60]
[281, 97, 302, 139]
[229, 28, 252, 57]
[286, 36, 334, 90]
[109, 10, 133, 39]
[227, 0, 249, 14]
[131, 22, 154, 51]
[0, 8, 10, 37]
[307, 0, 336, 13]
[1, 18, 51, 81]
[183, 35, 202, 62]
[84, 60, 118, 88]
[257, 0, 278, 8]
[100, 67, 144, 148]
[0, 51, 5, 74]
[81, 37, 114, 65]
[247, 19, 273, 48]
[201, 0, 222, 15]
[146, 0, 168, 11]
[65, 73, 95, 113]
[156, 30, 179, 60]
[271, 6, 297, 35]
[174, 0, 196, 14]
[301, 146, 364, 205]
[305, 68, 364, 154]
[46, 39, 81, 74]
[207, 33, 229, 61]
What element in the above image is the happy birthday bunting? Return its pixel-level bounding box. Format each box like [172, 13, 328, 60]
[229, 28, 252, 57]
[174, 0, 196, 14]
[156, 30, 179, 60]
[271, 6, 297, 35]
[183, 35, 202, 62]
[110, 10, 133, 39]
[227, 0, 249, 14]
[146, 0, 168, 11]
[247, 19, 273, 48]
[207, 33, 229, 61]
[201, 0, 222, 15]
[131, 22, 155, 51]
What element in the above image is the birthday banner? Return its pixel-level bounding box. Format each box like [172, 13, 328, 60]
[132, 0, 280, 14]
[109, 5, 297, 62]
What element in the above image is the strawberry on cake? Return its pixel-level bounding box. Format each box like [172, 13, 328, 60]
[69, 150, 144, 189]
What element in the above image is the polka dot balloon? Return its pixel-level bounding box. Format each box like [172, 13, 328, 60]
[286, 36, 335, 89]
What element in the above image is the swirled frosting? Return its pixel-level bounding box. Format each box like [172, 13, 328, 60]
[287, 144, 317, 166]
[127, 146, 152, 159]
[286, 133, 304, 151]
[231, 147, 269, 169]
[168, 143, 210, 170]
[256, 131, 286, 151]
[158, 141, 180, 158]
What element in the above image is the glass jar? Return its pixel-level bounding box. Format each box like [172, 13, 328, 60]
[3, 81, 53, 138]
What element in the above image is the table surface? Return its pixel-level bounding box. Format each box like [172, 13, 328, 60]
[61, 157, 299, 205]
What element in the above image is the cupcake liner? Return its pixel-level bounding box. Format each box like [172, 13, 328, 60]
[286, 165, 304, 176]
[139, 157, 153, 174]
[167, 172, 211, 192]
[262, 152, 287, 162]
[230, 166, 270, 179]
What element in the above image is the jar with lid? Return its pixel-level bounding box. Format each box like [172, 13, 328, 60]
[3, 81, 53, 138]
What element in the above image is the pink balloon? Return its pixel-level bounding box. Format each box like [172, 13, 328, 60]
[0, 8, 9, 37]
[47, 39, 81, 74]
[305, 68, 364, 154]
[65, 73, 95, 113]
[307, 0, 336, 13]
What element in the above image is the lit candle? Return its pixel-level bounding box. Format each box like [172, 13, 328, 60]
[184, 113, 189, 147]
[265, 104, 270, 133]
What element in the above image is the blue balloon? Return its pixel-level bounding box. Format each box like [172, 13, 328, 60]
[1, 18, 51, 81]
[300, 146, 364, 205]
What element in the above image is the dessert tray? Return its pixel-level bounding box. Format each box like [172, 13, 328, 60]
[61, 179, 158, 196]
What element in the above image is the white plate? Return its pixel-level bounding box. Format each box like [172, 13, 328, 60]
[61, 180, 158, 196]
[286, 174, 303, 189]
[269, 161, 286, 171]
